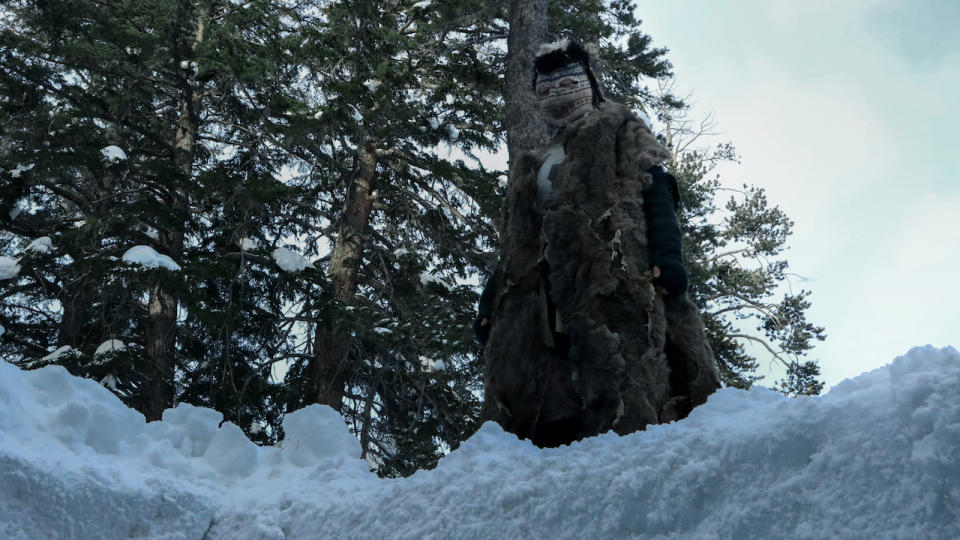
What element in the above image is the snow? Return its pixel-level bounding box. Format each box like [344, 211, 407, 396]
[99, 374, 118, 391]
[419, 356, 445, 372]
[412, 0, 432, 9]
[363, 79, 380, 93]
[0, 256, 21, 280]
[100, 145, 127, 163]
[427, 116, 440, 130]
[350, 106, 363, 123]
[122, 245, 181, 271]
[419, 270, 451, 290]
[2, 345, 960, 539]
[40, 345, 76, 362]
[93, 339, 126, 357]
[238, 237, 259, 251]
[272, 247, 312, 272]
[447, 123, 460, 141]
[25, 236, 54, 254]
[8, 163, 33, 178]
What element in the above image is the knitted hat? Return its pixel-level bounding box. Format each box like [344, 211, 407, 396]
[533, 39, 604, 106]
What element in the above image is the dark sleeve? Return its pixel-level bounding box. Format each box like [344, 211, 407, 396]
[474, 266, 501, 344]
[643, 166, 688, 296]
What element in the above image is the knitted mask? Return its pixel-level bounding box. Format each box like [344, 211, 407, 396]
[535, 64, 594, 128]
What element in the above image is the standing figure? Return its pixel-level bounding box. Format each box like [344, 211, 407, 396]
[478, 39, 720, 447]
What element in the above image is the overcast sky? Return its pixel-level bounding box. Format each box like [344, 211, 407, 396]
[638, 0, 960, 390]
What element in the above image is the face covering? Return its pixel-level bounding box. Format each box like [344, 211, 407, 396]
[536, 64, 594, 128]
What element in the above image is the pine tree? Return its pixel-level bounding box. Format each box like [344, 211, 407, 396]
[2, 0, 824, 480]
[269, 0, 685, 475]
[0, 0, 307, 436]
[270, 0, 508, 475]
[657, 84, 826, 395]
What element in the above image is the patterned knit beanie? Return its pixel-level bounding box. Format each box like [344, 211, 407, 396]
[532, 39, 605, 106]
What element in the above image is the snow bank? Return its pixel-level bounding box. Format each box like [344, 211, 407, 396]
[122, 245, 181, 271]
[0, 358, 366, 539]
[1, 346, 959, 539]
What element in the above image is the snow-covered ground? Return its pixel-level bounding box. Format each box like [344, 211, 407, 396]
[2, 346, 959, 539]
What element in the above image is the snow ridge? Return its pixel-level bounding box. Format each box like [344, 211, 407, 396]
[1, 346, 959, 539]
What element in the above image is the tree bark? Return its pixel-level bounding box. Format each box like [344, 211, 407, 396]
[504, 0, 548, 180]
[142, 6, 205, 421]
[329, 141, 378, 303]
[302, 141, 378, 413]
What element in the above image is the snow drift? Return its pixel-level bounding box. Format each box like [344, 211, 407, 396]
[1, 346, 959, 539]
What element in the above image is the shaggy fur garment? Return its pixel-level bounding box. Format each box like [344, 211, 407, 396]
[482, 102, 720, 444]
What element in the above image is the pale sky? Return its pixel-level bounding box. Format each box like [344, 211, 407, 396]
[639, 0, 960, 390]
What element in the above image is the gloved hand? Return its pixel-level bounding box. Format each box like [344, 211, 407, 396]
[649, 262, 688, 297]
[474, 316, 491, 346]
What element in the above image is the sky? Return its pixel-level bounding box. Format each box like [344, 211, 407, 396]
[637, 0, 960, 390]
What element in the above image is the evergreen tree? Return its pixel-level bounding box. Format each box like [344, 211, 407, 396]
[657, 85, 826, 396]
[270, 0, 508, 475]
[272, 0, 683, 475]
[0, 0, 306, 437]
[1, 0, 689, 475]
[1, 0, 824, 481]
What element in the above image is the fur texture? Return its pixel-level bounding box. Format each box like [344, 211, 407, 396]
[483, 102, 720, 444]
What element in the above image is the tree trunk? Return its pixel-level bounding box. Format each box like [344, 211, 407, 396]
[504, 0, 548, 180]
[329, 142, 378, 303]
[302, 141, 378, 413]
[302, 323, 352, 413]
[142, 8, 205, 422]
[58, 289, 94, 349]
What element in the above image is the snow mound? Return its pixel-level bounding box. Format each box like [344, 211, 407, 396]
[272, 246, 312, 272]
[1, 346, 960, 539]
[25, 236, 54, 254]
[40, 345, 76, 362]
[93, 339, 126, 357]
[100, 145, 127, 163]
[122, 245, 181, 271]
[0, 256, 21, 280]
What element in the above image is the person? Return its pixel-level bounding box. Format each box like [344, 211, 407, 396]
[477, 39, 720, 447]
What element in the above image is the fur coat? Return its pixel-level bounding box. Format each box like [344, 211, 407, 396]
[482, 102, 721, 444]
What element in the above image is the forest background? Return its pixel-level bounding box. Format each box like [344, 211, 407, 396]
[5, 0, 944, 477]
